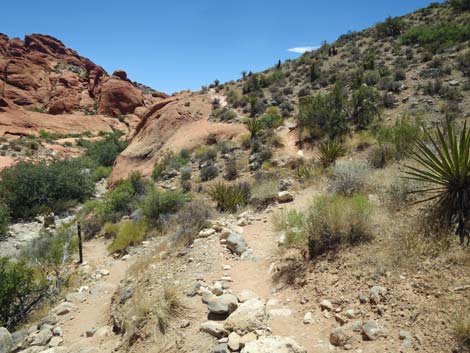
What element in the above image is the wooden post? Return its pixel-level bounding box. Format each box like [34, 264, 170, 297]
[78, 223, 83, 264]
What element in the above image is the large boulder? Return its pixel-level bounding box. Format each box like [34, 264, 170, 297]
[98, 77, 143, 116]
[0, 327, 13, 353]
[241, 336, 307, 353]
[207, 294, 238, 315]
[226, 233, 248, 255]
[224, 299, 265, 333]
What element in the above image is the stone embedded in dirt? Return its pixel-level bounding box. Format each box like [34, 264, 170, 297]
[52, 327, 62, 337]
[448, 79, 460, 86]
[95, 326, 112, 338]
[361, 320, 385, 341]
[48, 336, 63, 347]
[207, 294, 239, 315]
[65, 291, 89, 303]
[320, 299, 333, 311]
[0, 327, 13, 353]
[228, 332, 241, 351]
[237, 289, 258, 303]
[222, 265, 232, 271]
[211, 343, 230, 353]
[351, 320, 363, 332]
[329, 327, 350, 347]
[334, 313, 348, 325]
[211, 281, 225, 296]
[86, 328, 97, 337]
[277, 191, 294, 203]
[303, 312, 314, 325]
[226, 233, 248, 255]
[199, 228, 216, 238]
[240, 249, 255, 261]
[220, 228, 232, 239]
[53, 302, 75, 316]
[201, 288, 217, 304]
[40, 315, 58, 327]
[15, 347, 46, 353]
[241, 336, 307, 353]
[267, 308, 293, 319]
[186, 282, 201, 297]
[369, 286, 386, 304]
[359, 294, 369, 304]
[224, 298, 266, 333]
[200, 322, 229, 338]
[345, 309, 355, 319]
[29, 329, 53, 346]
[118, 286, 135, 304]
[97, 269, 110, 276]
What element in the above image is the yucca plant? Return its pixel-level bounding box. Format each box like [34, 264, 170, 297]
[318, 140, 347, 167]
[404, 122, 470, 245]
[207, 181, 250, 213]
[244, 117, 263, 140]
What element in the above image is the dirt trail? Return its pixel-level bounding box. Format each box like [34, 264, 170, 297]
[59, 238, 131, 351]
[207, 186, 331, 352]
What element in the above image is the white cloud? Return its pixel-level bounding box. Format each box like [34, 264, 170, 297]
[287, 46, 320, 54]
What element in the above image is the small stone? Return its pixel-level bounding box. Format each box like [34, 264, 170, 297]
[351, 320, 363, 332]
[335, 314, 348, 325]
[228, 332, 241, 351]
[359, 294, 368, 304]
[200, 322, 228, 338]
[399, 330, 412, 341]
[226, 233, 248, 255]
[240, 332, 257, 347]
[30, 329, 53, 346]
[362, 320, 384, 341]
[320, 300, 333, 311]
[345, 309, 355, 319]
[330, 327, 350, 347]
[52, 327, 62, 336]
[98, 269, 110, 276]
[222, 265, 232, 271]
[303, 312, 314, 325]
[369, 286, 386, 304]
[86, 328, 96, 337]
[211, 343, 229, 353]
[277, 191, 294, 203]
[199, 228, 216, 238]
[268, 308, 292, 319]
[95, 326, 111, 337]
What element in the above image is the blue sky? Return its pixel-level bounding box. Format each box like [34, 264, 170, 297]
[3, 0, 443, 93]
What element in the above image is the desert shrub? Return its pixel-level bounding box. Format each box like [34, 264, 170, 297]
[376, 16, 405, 38]
[363, 70, 380, 86]
[0, 159, 95, 219]
[200, 164, 219, 181]
[172, 201, 213, 245]
[380, 176, 419, 209]
[250, 179, 279, 209]
[376, 118, 422, 161]
[452, 306, 470, 350]
[141, 189, 186, 227]
[208, 182, 250, 212]
[328, 161, 368, 196]
[212, 107, 238, 121]
[154, 283, 187, 334]
[0, 257, 47, 329]
[80, 131, 127, 167]
[0, 203, 10, 239]
[92, 166, 112, 181]
[367, 145, 393, 168]
[318, 140, 347, 167]
[102, 222, 120, 239]
[449, 0, 470, 11]
[258, 111, 283, 130]
[350, 86, 381, 129]
[273, 210, 307, 247]
[457, 50, 470, 77]
[108, 220, 147, 253]
[296, 83, 349, 140]
[224, 158, 238, 181]
[244, 117, 264, 140]
[152, 150, 191, 180]
[394, 68, 406, 81]
[400, 23, 470, 52]
[306, 195, 374, 258]
[194, 146, 217, 162]
[404, 122, 470, 245]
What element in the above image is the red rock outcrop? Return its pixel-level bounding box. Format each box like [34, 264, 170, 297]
[111, 92, 247, 182]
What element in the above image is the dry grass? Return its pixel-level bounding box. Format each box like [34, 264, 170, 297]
[155, 283, 187, 333]
[452, 306, 470, 351]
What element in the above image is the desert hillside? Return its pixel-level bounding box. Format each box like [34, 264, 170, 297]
[0, 1, 469, 353]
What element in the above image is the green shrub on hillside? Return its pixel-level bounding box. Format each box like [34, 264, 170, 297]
[328, 161, 369, 196]
[80, 131, 127, 167]
[376, 16, 405, 38]
[141, 189, 186, 226]
[350, 86, 381, 129]
[0, 203, 10, 239]
[0, 159, 95, 219]
[457, 50, 470, 77]
[250, 178, 278, 209]
[108, 221, 147, 253]
[273, 209, 307, 247]
[208, 181, 250, 213]
[0, 257, 47, 329]
[318, 140, 347, 168]
[401, 23, 470, 52]
[306, 194, 374, 258]
[376, 118, 422, 161]
[449, 0, 470, 12]
[152, 150, 191, 181]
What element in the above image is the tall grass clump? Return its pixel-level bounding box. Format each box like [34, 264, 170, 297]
[306, 194, 374, 258]
[273, 210, 307, 247]
[250, 178, 279, 209]
[208, 182, 250, 212]
[108, 221, 147, 253]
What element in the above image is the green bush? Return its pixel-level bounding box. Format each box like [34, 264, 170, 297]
[449, 0, 470, 12]
[172, 201, 213, 245]
[141, 189, 186, 226]
[0, 159, 95, 219]
[376, 118, 422, 160]
[0, 257, 46, 329]
[200, 164, 219, 182]
[457, 50, 470, 77]
[152, 150, 191, 181]
[376, 16, 405, 38]
[108, 221, 147, 253]
[258, 112, 283, 130]
[224, 158, 238, 181]
[80, 131, 127, 167]
[401, 23, 470, 52]
[92, 166, 112, 181]
[0, 203, 10, 239]
[296, 83, 349, 140]
[306, 195, 374, 258]
[350, 86, 381, 129]
[194, 146, 217, 162]
[208, 182, 250, 213]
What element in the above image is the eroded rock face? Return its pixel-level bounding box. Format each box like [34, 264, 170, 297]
[98, 77, 143, 116]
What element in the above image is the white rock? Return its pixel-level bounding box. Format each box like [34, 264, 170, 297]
[303, 311, 314, 325]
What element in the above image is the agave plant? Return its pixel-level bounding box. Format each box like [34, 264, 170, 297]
[318, 140, 347, 167]
[207, 181, 250, 213]
[244, 117, 263, 140]
[404, 122, 470, 245]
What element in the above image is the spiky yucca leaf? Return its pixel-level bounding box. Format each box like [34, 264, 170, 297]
[404, 122, 470, 243]
[243, 117, 263, 140]
[318, 140, 347, 167]
[207, 181, 249, 213]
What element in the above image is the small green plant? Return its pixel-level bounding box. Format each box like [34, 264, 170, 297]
[376, 117, 422, 161]
[152, 150, 191, 180]
[404, 122, 470, 245]
[80, 130, 127, 167]
[318, 140, 347, 167]
[244, 117, 263, 140]
[200, 164, 219, 182]
[273, 210, 307, 247]
[141, 189, 186, 226]
[306, 194, 374, 258]
[0, 203, 10, 239]
[208, 181, 250, 212]
[108, 221, 147, 253]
